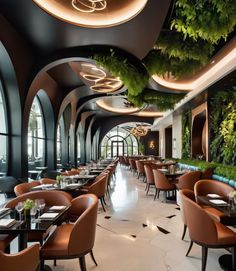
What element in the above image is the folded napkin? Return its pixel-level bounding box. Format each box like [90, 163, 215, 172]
[0, 208, 10, 215]
[0, 218, 16, 227]
[49, 206, 67, 211]
[39, 212, 58, 220]
[207, 193, 221, 198]
[209, 199, 228, 205]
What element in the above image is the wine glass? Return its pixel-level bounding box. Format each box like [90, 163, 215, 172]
[30, 206, 37, 222]
[39, 199, 46, 213]
[15, 201, 23, 220]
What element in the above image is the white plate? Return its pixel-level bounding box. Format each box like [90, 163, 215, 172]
[49, 206, 67, 210]
[39, 212, 58, 220]
[0, 218, 16, 227]
[209, 199, 228, 205]
[207, 194, 221, 198]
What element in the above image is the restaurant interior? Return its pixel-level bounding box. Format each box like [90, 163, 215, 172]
[0, 1, 236, 271]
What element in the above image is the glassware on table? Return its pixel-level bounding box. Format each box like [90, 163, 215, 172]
[35, 199, 45, 215]
[15, 201, 23, 220]
[30, 206, 37, 222]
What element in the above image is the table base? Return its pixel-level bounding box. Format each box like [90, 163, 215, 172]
[219, 254, 233, 271]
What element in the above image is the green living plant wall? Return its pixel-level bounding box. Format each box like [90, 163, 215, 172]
[210, 87, 236, 165]
[181, 110, 191, 159]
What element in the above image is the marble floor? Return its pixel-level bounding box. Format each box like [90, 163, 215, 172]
[11, 165, 227, 270]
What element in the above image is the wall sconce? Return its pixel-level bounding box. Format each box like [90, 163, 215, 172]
[149, 140, 155, 149]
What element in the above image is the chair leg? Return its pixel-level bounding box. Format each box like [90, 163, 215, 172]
[79, 256, 87, 271]
[53, 259, 57, 266]
[201, 246, 208, 271]
[181, 224, 187, 240]
[102, 196, 107, 205]
[145, 183, 148, 191]
[157, 190, 160, 199]
[146, 184, 150, 195]
[154, 188, 158, 200]
[186, 241, 193, 257]
[90, 250, 98, 266]
[100, 198, 106, 212]
[232, 247, 236, 271]
[40, 260, 45, 271]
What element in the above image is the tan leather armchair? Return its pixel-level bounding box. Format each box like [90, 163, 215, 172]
[180, 189, 236, 271]
[0, 244, 40, 271]
[14, 181, 40, 196]
[194, 179, 235, 225]
[176, 171, 201, 191]
[144, 164, 155, 195]
[41, 194, 98, 271]
[0, 234, 17, 253]
[153, 169, 176, 201]
[129, 159, 137, 175]
[135, 160, 145, 180]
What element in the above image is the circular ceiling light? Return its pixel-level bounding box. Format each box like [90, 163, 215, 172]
[96, 96, 142, 114]
[78, 62, 124, 93]
[33, 0, 148, 28]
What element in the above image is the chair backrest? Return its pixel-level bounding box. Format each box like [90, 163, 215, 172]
[129, 159, 137, 170]
[180, 189, 218, 245]
[0, 244, 39, 271]
[201, 168, 214, 179]
[40, 178, 57, 185]
[153, 169, 173, 190]
[144, 164, 154, 184]
[61, 170, 80, 176]
[87, 175, 107, 198]
[136, 160, 145, 174]
[14, 181, 41, 196]
[177, 171, 202, 190]
[194, 179, 234, 204]
[178, 189, 196, 225]
[5, 190, 72, 208]
[68, 194, 98, 255]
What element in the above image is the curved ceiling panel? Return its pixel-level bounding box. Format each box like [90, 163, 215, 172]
[33, 0, 148, 28]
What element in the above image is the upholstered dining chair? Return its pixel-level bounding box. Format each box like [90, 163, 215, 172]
[201, 168, 214, 179]
[82, 174, 108, 212]
[180, 189, 236, 271]
[129, 159, 137, 175]
[0, 234, 17, 253]
[152, 169, 176, 201]
[144, 164, 155, 195]
[176, 170, 201, 191]
[0, 244, 40, 271]
[14, 181, 41, 196]
[40, 194, 98, 271]
[194, 179, 235, 225]
[135, 160, 145, 180]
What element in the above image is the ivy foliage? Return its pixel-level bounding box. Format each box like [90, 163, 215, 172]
[144, 49, 203, 79]
[154, 31, 214, 64]
[181, 110, 191, 159]
[92, 49, 149, 97]
[210, 88, 236, 165]
[128, 89, 186, 112]
[171, 0, 236, 44]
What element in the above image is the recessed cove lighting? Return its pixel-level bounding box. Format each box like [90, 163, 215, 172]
[33, 0, 148, 28]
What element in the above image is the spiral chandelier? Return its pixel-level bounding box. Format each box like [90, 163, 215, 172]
[130, 125, 150, 137]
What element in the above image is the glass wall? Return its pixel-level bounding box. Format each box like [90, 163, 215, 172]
[100, 125, 139, 158]
[0, 83, 7, 175]
[28, 96, 45, 170]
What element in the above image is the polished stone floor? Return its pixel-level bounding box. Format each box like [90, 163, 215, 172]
[10, 165, 227, 270]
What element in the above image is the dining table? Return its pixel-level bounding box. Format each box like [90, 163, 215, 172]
[0, 205, 69, 251]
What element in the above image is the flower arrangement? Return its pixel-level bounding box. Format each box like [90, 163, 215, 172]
[23, 199, 35, 210]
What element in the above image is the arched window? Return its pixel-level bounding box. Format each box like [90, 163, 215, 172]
[56, 122, 62, 168]
[28, 96, 45, 170]
[100, 125, 139, 158]
[0, 82, 7, 176]
[77, 135, 81, 164]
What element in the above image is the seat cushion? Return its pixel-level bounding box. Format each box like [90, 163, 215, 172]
[41, 224, 73, 258]
[215, 222, 236, 246]
[203, 206, 235, 225]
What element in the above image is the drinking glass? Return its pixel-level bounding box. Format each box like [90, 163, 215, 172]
[15, 201, 23, 220]
[35, 199, 45, 215]
[30, 206, 37, 222]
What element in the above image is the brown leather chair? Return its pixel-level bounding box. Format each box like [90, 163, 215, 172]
[0, 234, 17, 253]
[40, 178, 57, 185]
[153, 169, 176, 201]
[180, 189, 236, 271]
[129, 159, 137, 175]
[201, 168, 214, 179]
[176, 171, 201, 191]
[41, 194, 98, 271]
[144, 164, 155, 195]
[135, 160, 145, 180]
[0, 244, 40, 271]
[5, 190, 72, 244]
[194, 179, 235, 225]
[14, 181, 40, 196]
[61, 170, 80, 176]
[83, 174, 108, 212]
